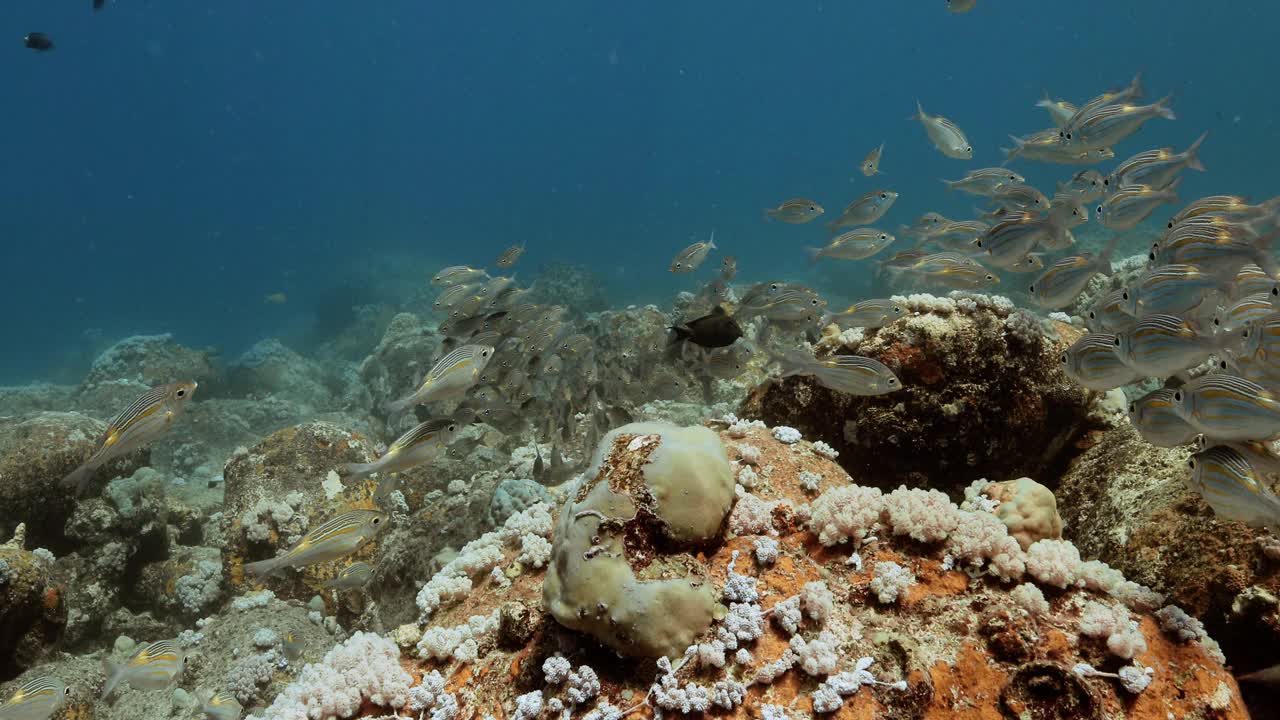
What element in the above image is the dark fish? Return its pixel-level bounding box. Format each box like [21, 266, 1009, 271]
[24, 33, 54, 52]
[669, 305, 743, 349]
[94, 0, 106, 9]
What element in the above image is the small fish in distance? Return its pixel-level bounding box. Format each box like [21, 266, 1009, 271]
[669, 305, 743, 349]
[860, 142, 884, 176]
[24, 33, 53, 52]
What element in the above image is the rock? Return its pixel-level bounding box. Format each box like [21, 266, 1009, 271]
[224, 339, 336, 411]
[0, 541, 65, 677]
[1056, 423, 1280, 694]
[0, 383, 76, 416]
[741, 293, 1092, 493]
[345, 420, 1246, 720]
[0, 412, 149, 548]
[525, 262, 609, 315]
[222, 422, 383, 603]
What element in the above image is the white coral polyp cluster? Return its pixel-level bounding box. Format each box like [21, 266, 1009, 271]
[416, 503, 553, 622]
[809, 485, 882, 546]
[869, 561, 915, 604]
[246, 632, 411, 720]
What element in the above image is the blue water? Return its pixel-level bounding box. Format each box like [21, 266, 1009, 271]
[3, 1, 1277, 382]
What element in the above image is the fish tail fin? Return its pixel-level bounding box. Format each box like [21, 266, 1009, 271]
[805, 247, 824, 266]
[667, 325, 692, 346]
[101, 658, 125, 699]
[1163, 175, 1183, 204]
[939, 178, 954, 192]
[761, 209, 773, 222]
[1127, 70, 1146, 100]
[243, 556, 283, 578]
[708, 230, 716, 250]
[907, 100, 924, 122]
[1184, 131, 1208, 172]
[337, 462, 376, 481]
[1250, 230, 1280, 279]
[1154, 94, 1176, 121]
[61, 463, 96, 496]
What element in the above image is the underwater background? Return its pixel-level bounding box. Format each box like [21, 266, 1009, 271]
[1, 0, 1276, 383]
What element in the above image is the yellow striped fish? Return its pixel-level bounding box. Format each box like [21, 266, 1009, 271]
[1127, 388, 1197, 447]
[1060, 96, 1176, 151]
[495, 242, 525, 269]
[322, 561, 373, 591]
[763, 198, 824, 224]
[1174, 374, 1280, 441]
[338, 418, 462, 494]
[431, 265, 487, 287]
[1107, 132, 1206, 191]
[912, 101, 971, 159]
[383, 344, 495, 419]
[1061, 333, 1139, 391]
[200, 690, 243, 720]
[243, 510, 389, 577]
[1188, 445, 1280, 529]
[860, 142, 884, 176]
[0, 676, 67, 720]
[822, 299, 903, 330]
[102, 640, 188, 698]
[61, 381, 197, 495]
[778, 350, 901, 396]
[1086, 289, 1136, 333]
[1166, 195, 1280, 229]
[432, 282, 479, 311]
[1096, 181, 1181, 230]
[1003, 129, 1115, 165]
[826, 190, 898, 231]
[1116, 314, 1220, 379]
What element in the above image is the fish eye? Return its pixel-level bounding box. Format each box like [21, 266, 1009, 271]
[1213, 317, 1221, 327]
[1173, 391, 1182, 402]
[986, 274, 996, 281]
[373, 516, 383, 524]
[879, 192, 888, 199]
[176, 389, 186, 397]
[1095, 205, 1103, 214]
[1066, 133, 1072, 140]
[1128, 403, 1136, 413]
[1059, 353, 1068, 365]
[879, 234, 888, 240]
[892, 306, 902, 314]
[1187, 458, 1196, 470]
[887, 378, 897, 386]
[1113, 336, 1122, 347]
[809, 206, 817, 212]
[1121, 291, 1130, 300]
[1028, 285, 1036, 293]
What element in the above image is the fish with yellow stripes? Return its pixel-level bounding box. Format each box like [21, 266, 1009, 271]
[198, 690, 243, 720]
[1188, 444, 1280, 530]
[101, 640, 189, 698]
[339, 418, 462, 501]
[384, 345, 494, 422]
[61, 381, 197, 495]
[243, 510, 388, 577]
[0, 676, 67, 720]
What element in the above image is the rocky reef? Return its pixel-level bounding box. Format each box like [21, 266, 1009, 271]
[741, 293, 1093, 492]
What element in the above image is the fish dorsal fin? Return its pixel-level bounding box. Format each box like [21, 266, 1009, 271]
[711, 305, 727, 316]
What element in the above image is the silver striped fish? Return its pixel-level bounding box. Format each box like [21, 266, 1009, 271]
[1069, 72, 1145, 123]
[1235, 312, 1280, 386]
[1174, 374, 1280, 441]
[431, 265, 487, 287]
[826, 190, 898, 231]
[1056, 169, 1106, 203]
[1116, 314, 1220, 378]
[322, 561, 373, 591]
[243, 509, 389, 577]
[61, 381, 197, 495]
[1128, 388, 1197, 447]
[1086, 289, 1137, 333]
[1188, 445, 1280, 529]
[860, 142, 884, 176]
[1214, 294, 1275, 334]
[822, 299, 904, 329]
[941, 168, 1022, 196]
[975, 212, 1052, 269]
[1166, 195, 1280, 229]
[1237, 265, 1275, 297]
[809, 229, 896, 262]
[670, 231, 716, 273]
[338, 418, 462, 499]
[989, 182, 1050, 213]
[927, 220, 989, 251]
[912, 101, 972, 159]
[0, 676, 67, 720]
[1061, 333, 1139, 391]
[200, 690, 243, 720]
[1195, 435, 1280, 485]
[1036, 92, 1077, 128]
[1004, 129, 1116, 165]
[495, 243, 525, 269]
[779, 352, 901, 396]
[1122, 264, 1230, 318]
[1150, 220, 1271, 279]
[1096, 181, 1181, 230]
[102, 639, 189, 697]
[432, 282, 479, 311]
[1060, 96, 1175, 151]
[764, 198, 824, 224]
[384, 344, 495, 418]
[1028, 245, 1114, 309]
[1106, 132, 1207, 191]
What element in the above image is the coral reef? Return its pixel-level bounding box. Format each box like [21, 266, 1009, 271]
[0, 527, 65, 677]
[1056, 423, 1280, 684]
[350, 421, 1246, 719]
[741, 293, 1092, 492]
